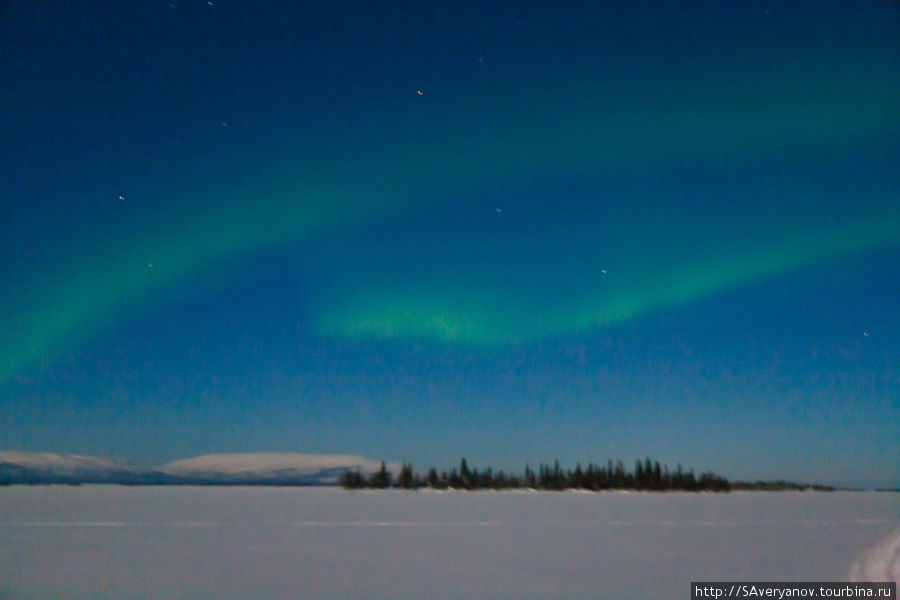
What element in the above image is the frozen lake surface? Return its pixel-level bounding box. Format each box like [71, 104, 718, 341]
[0, 487, 897, 599]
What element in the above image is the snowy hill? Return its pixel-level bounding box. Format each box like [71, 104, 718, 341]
[0, 451, 158, 484]
[0, 451, 387, 485]
[158, 453, 386, 485]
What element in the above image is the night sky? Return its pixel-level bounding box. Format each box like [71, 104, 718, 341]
[2, 1, 898, 488]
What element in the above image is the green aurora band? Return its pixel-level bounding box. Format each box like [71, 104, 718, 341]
[2, 73, 899, 380]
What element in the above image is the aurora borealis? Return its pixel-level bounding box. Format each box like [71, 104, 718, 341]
[2, 2, 898, 487]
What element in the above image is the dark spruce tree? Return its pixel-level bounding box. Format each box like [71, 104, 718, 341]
[524, 465, 536, 489]
[573, 463, 585, 489]
[426, 467, 439, 488]
[397, 463, 415, 489]
[448, 468, 462, 489]
[370, 461, 392, 489]
[341, 469, 365, 489]
[459, 458, 472, 489]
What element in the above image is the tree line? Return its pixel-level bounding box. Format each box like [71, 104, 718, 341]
[341, 457, 731, 492]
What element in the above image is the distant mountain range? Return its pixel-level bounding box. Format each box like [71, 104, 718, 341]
[0, 451, 386, 486]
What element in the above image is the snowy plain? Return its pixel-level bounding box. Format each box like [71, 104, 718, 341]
[0, 487, 896, 600]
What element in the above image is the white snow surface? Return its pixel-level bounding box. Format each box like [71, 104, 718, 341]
[158, 452, 385, 478]
[849, 525, 900, 584]
[0, 488, 896, 600]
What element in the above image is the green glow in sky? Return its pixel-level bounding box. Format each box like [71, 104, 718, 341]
[2, 73, 898, 378]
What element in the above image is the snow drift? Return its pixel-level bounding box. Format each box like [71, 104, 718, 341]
[849, 526, 900, 584]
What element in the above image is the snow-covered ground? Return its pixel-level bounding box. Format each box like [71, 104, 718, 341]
[0, 487, 896, 599]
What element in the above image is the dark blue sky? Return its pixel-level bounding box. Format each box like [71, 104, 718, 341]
[1, 1, 898, 487]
